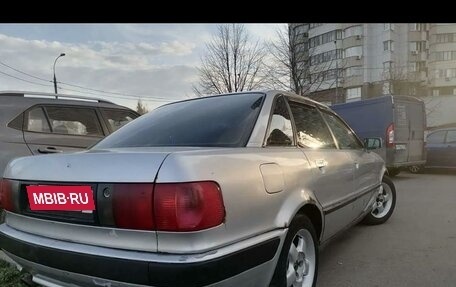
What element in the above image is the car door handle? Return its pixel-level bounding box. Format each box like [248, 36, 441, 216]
[315, 159, 328, 168]
[38, 147, 63, 154]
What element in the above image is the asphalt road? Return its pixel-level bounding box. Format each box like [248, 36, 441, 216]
[318, 171, 456, 287]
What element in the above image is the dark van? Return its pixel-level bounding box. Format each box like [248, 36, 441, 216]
[332, 95, 426, 176]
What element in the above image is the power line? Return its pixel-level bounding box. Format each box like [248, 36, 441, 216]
[0, 68, 173, 103]
[57, 81, 173, 100]
[0, 59, 185, 101]
[0, 70, 54, 87]
[0, 60, 52, 83]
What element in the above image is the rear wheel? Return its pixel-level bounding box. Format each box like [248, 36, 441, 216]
[362, 176, 396, 225]
[408, 165, 423, 174]
[270, 214, 318, 287]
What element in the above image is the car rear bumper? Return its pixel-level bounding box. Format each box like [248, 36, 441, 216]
[0, 223, 285, 287]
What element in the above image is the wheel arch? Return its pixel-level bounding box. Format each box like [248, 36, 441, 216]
[294, 204, 323, 243]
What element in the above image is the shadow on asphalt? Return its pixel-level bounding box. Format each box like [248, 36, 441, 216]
[391, 169, 456, 181]
[418, 169, 456, 175]
[388, 173, 416, 181]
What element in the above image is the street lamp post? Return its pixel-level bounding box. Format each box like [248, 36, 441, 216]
[334, 41, 338, 103]
[53, 53, 66, 94]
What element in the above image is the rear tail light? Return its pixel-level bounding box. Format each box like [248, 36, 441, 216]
[0, 179, 14, 211]
[111, 181, 225, 232]
[112, 184, 155, 230]
[154, 181, 225, 232]
[386, 123, 395, 148]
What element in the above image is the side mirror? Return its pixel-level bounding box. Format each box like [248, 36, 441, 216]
[364, 137, 383, 150]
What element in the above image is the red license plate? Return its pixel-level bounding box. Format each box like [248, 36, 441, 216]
[26, 185, 95, 211]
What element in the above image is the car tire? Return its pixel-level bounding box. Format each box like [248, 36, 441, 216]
[408, 165, 423, 174]
[270, 214, 318, 287]
[387, 167, 401, 177]
[362, 176, 396, 225]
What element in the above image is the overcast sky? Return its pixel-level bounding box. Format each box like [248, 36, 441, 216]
[0, 24, 285, 110]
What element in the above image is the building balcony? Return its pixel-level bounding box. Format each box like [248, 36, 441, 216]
[431, 78, 456, 87]
[343, 55, 363, 67]
[342, 35, 363, 48]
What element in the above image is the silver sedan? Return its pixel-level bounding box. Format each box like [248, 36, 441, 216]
[0, 90, 396, 287]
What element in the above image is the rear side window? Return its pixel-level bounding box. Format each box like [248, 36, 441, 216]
[44, 107, 103, 137]
[288, 101, 335, 149]
[26, 107, 51, 133]
[445, 130, 456, 144]
[321, 110, 363, 149]
[427, 131, 446, 144]
[94, 93, 264, 148]
[101, 109, 138, 132]
[265, 96, 294, 146]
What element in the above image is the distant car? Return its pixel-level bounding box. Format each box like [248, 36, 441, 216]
[409, 128, 456, 173]
[0, 91, 396, 287]
[0, 91, 140, 176]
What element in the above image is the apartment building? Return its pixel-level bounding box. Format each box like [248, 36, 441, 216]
[289, 23, 439, 104]
[428, 24, 456, 96]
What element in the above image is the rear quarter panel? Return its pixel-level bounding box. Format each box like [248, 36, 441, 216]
[154, 147, 321, 254]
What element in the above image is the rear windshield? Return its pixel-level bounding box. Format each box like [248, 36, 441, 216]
[93, 93, 265, 148]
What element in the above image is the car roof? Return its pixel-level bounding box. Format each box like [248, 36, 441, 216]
[157, 90, 329, 110]
[429, 128, 456, 134]
[0, 90, 137, 110]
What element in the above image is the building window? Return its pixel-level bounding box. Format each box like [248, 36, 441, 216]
[434, 68, 456, 79]
[410, 62, 417, 72]
[309, 30, 343, 48]
[384, 23, 394, 31]
[383, 40, 394, 52]
[323, 69, 343, 81]
[436, 33, 455, 43]
[432, 89, 439, 96]
[410, 41, 426, 52]
[383, 61, 394, 74]
[453, 88, 456, 95]
[433, 51, 456, 61]
[410, 23, 423, 31]
[344, 46, 363, 58]
[310, 49, 342, 66]
[346, 87, 362, 102]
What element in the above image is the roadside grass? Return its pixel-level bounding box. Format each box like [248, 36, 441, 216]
[0, 260, 27, 287]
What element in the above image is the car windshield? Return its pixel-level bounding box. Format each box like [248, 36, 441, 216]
[93, 93, 264, 148]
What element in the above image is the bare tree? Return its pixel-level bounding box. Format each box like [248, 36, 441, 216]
[135, 99, 148, 115]
[263, 25, 308, 94]
[265, 25, 344, 96]
[382, 64, 413, 95]
[383, 65, 440, 121]
[193, 24, 266, 97]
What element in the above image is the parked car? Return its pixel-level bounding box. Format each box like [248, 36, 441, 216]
[0, 91, 140, 176]
[0, 91, 396, 287]
[332, 95, 426, 176]
[409, 127, 456, 173]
